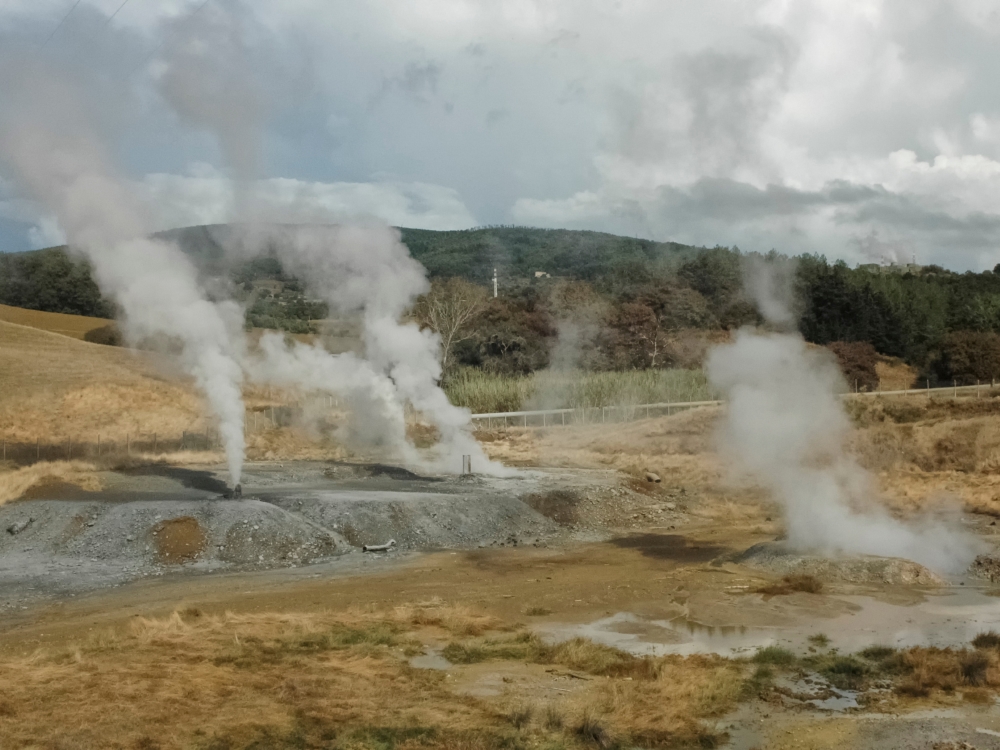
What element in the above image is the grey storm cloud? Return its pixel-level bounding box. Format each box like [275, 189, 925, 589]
[3, 1, 1000, 270]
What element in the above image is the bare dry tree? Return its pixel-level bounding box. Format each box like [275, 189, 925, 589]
[413, 277, 489, 376]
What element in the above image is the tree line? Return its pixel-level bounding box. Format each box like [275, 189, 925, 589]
[411, 243, 1000, 387]
[6, 226, 1000, 385]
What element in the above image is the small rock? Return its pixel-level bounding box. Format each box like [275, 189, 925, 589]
[6, 517, 34, 535]
[645, 472, 661, 483]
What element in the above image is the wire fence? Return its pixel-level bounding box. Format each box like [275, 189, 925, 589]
[469, 382, 996, 430]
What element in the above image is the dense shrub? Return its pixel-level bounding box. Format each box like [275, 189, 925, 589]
[828, 341, 880, 392]
[934, 331, 1000, 385]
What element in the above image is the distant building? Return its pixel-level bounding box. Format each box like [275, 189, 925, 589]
[858, 262, 923, 276]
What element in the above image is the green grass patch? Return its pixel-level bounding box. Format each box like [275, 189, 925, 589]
[819, 655, 868, 690]
[752, 646, 796, 666]
[444, 367, 717, 414]
[859, 645, 896, 661]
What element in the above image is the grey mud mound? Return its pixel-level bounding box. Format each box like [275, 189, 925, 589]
[0, 499, 339, 568]
[265, 489, 557, 550]
[731, 541, 947, 585]
[0, 461, 572, 610]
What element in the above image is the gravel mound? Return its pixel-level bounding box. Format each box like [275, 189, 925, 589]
[729, 541, 947, 585]
[0, 498, 342, 571]
[265, 489, 558, 550]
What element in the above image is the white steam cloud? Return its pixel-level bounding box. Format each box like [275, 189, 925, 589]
[0, 3, 507, 480]
[0, 61, 248, 485]
[231, 224, 506, 475]
[707, 260, 978, 574]
[153, 3, 504, 476]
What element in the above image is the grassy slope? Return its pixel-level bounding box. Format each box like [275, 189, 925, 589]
[0, 319, 204, 443]
[0, 303, 110, 340]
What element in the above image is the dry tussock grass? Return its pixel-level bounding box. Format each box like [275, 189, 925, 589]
[875, 358, 917, 391]
[894, 647, 1000, 696]
[0, 603, 743, 750]
[588, 655, 743, 747]
[0, 460, 101, 506]
[246, 426, 346, 462]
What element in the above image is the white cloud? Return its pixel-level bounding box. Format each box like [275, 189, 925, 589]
[27, 216, 65, 247]
[4, 0, 1000, 268]
[140, 171, 478, 231]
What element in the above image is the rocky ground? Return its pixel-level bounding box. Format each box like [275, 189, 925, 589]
[0, 459, 668, 612]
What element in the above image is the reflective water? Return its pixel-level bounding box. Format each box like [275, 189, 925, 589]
[536, 587, 1000, 657]
[409, 649, 453, 671]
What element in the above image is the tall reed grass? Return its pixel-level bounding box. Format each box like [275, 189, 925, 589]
[444, 368, 718, 414]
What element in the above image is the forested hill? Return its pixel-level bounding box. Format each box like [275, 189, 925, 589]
[5, 223, 1000, 382]
[397, 227, 704, 283]
[151, 224, 708, 283]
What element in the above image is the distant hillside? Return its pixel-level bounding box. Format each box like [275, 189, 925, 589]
[152, 223, 707, 283]
[0, 223, 708, 324]
[397, 226, 705, 283]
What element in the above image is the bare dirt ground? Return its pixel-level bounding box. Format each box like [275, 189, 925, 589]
[7, 376, 1000, 747]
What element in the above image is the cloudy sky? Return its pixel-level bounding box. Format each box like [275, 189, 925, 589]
[1, 0, 1000, 270]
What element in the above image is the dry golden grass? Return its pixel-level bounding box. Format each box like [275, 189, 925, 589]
[0, 602, 742, 750]
[0, 319, 206, 443]
[481, 390, 1000, 525]
[875, 357, 918, 391]
[0, 460, 101, 506]
[0, 303, 111, 340]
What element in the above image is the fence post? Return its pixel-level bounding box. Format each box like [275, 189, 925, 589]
[97, 434, 100, 456]
[153, 433, 157, 453]
[127, 433, 130, 456]
[36, 437, 39, 461]
[954, 379, 958, 398]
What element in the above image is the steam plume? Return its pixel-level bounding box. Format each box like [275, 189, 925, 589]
[706, 259, 978, 573]
[0, 62, 247, 484]
[231, 224, 505, 474]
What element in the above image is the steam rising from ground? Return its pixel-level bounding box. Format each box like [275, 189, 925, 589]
[0, 62, 248, 484]
[152, 4, 502, 475]
[1, 63, 499, 480]
[707, 261, 978, 573]
[233, 224, 504, 475]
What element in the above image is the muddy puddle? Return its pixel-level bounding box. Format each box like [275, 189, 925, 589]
[536, 586, 1000, 657]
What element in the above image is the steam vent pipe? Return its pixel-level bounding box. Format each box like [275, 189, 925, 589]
[462, 455, 472, 475]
